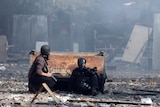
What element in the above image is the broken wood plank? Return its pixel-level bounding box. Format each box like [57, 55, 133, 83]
[67, 99, 152, 105]
[30, 86, 44, 104]
[30, 83, 61, 104]
[42, 83, 61, 104]
[113, 91, 157, 96]
[132, 88, 160, 94]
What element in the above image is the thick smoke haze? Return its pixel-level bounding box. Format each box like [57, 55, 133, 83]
[0, 0, 160, 68]
[0, 0, 158, 50]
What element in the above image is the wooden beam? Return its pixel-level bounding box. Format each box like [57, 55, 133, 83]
[67, 99, 152, 106]
[113, 91, 157, 96]
[30, 83, 61, 104]
[42, 83, 61, 103]
[30, 86, 44, 104]
[132, 88, 160, 94]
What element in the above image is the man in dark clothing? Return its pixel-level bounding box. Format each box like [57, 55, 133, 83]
[28, 45, 56, 93]
[70, 57, 99, 96]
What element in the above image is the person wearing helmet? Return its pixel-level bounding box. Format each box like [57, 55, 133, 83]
[70, 57, 99, 96]
[28, 45, 56, 93]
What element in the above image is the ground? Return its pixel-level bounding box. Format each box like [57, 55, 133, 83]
[0, 61, 160, 107]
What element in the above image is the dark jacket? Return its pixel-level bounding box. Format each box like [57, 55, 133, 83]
[28, 55, 55, 93]
[28, 55, 48, 79]
[70, 67, 99, 94]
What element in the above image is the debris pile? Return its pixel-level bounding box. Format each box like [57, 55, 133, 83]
[0, 63, 160, 106]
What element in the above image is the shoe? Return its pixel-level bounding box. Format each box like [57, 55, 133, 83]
[92, 89, 98, 96]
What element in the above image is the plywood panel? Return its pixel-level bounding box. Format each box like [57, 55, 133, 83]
[121, 25, 151, 63]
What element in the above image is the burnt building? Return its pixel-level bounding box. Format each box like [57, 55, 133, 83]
[0, 0, 160, 70]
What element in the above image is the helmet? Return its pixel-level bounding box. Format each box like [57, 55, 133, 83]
[78, 57, 86, 68]
[40, 45, 50, 55]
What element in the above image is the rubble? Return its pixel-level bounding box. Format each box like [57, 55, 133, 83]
[0, 62, 160, 107]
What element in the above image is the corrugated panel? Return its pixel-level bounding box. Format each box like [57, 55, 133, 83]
[30, 52, 105, 77]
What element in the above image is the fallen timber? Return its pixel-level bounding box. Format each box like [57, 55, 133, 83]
[132, 88, 160, 94]
[0, 98, 153, 107]
[31, 83, 61, 104]
[112, 91, 157, 96]
[67, 99, 152, 106]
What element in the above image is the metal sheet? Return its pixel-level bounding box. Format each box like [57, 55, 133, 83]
[30, 52, 105, 77]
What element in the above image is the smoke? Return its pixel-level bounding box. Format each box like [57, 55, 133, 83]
[2, 0, 160, 54]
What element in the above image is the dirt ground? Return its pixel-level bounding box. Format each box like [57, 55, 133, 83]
[0, 61, 160, 107]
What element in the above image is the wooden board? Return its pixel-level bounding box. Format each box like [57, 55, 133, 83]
[121, 25, 151, 63]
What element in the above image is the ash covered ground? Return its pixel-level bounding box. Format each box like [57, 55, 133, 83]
[0, 61, 160, 107]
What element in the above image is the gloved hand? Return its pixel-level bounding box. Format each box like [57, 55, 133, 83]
[87, 67, 97, 75]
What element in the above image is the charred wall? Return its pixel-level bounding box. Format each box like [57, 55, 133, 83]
[0, 0, 160, 55]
